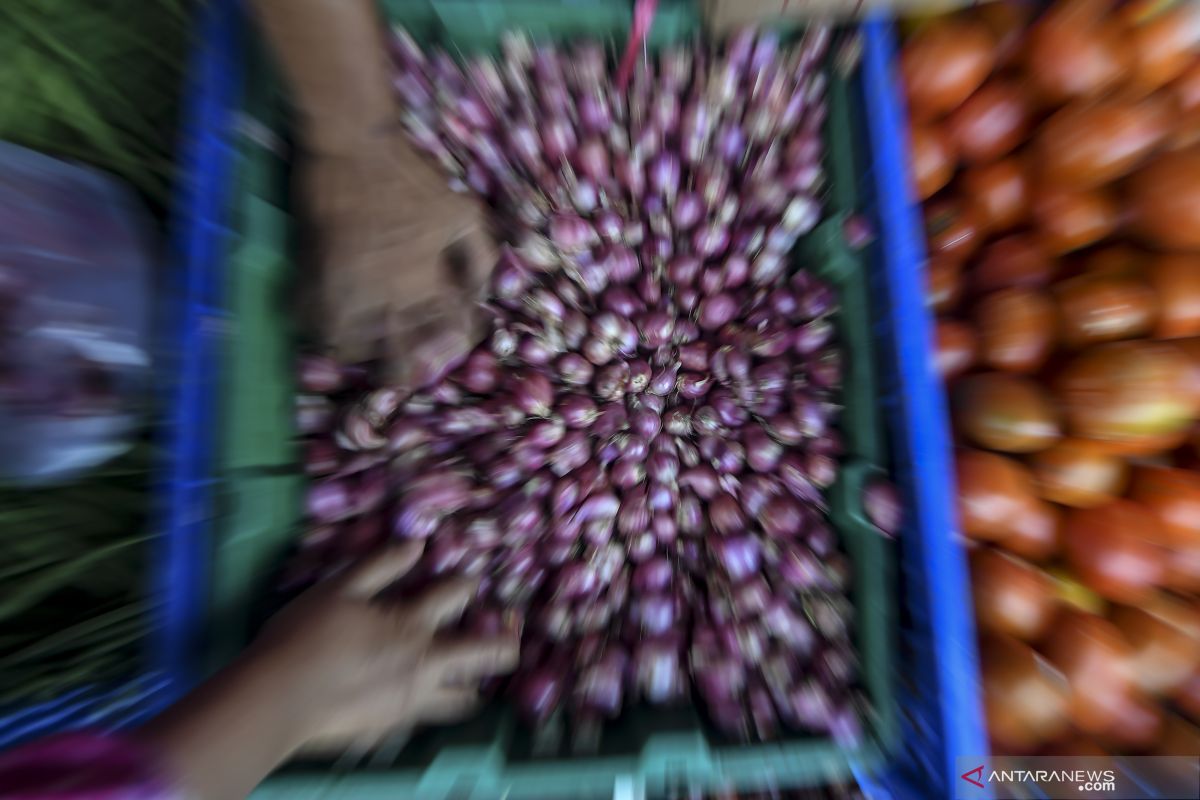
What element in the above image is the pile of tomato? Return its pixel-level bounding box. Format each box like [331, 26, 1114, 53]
[901, 0, 1200, 755]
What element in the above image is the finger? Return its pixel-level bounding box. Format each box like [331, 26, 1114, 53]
[414, 687, 483, 724]
[339, 543, 424, 598]
[411, 576, 479, 629]
[405, 321, 475, 390]
[427, 634, 520, 681]
[445, 224, 497, 298]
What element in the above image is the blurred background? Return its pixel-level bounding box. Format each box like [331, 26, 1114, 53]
[2, 1, 1199, 798]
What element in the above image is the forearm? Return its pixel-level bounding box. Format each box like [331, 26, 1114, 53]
[136, 650, 308, 800]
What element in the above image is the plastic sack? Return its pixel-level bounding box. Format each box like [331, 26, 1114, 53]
[0, 141, 151, 483]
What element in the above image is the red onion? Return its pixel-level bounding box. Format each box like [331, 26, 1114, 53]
[558, 394, 598, 428]
[593, 402, 628, 438]
[601, 245, 639, 284]
[298, 354, 344, 394]
[652, 513, 678, 544]
[594, 362, 630, 401]
[698, 293, 737, 330]
[648, 152, 680, 201]
[617, 488, 650, 536]
[667, 255, 701, 286]
[712, 534, 761, 582]
[763, 495, 805, 538]
[556, 354, 594, 387]
[863, 477, 901, 538]
[304, 440, 339, 476]
[307, 479, 351, 523]
[296, 396, 335, 435]
[744, 427, 783, 472]
[511, 371, 553, 417]
[595, 209, 623, 242]
[582, 336, 615, 366]
[549, 431, 591, 476]
[637, 311, 675, 349]
[612, 456, 646, 488]
[576, 492, 619, 522]
[299, 33, 865, 742]
[601, 286, 644, 317]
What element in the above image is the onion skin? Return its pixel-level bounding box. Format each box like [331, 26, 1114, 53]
[1056, 341, 1196, 455]
[972, 235, 1056, 294]
[1054, 274, 1158, 349]
[900, 19, 995, 120]
[1063, 500, 1167, 604]
[1149, 255, 1200, 339]
[1031, 439, 1129, 510]
[909, 121, 955, 200]
[1035, 95, 1171, 189]
[971, 548, 1056, 642]
[954, 373, 1060, 454]
[298, 31, 867, 742]
[1129, 149, 1200, 251]
[947, 79, 1030, 164]
[1033, 184, 1119, 255]
[962, 157, 1028, 233]
[1130, 466, 1200, 550]
[956, 449, 1037, 541]
[1025, 0, 1128, 104]
[1000, 500, 1062, 564]
[977, 288, 1055, 374]
[1044, 609, 1137, 737]
[981, 633, 1069, 752]
[1114, 599, 1200, 697]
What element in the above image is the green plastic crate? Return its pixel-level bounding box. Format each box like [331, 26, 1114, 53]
[209, 5, 897, 797]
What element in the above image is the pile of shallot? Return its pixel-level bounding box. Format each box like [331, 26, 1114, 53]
[291, 26, 886, 745]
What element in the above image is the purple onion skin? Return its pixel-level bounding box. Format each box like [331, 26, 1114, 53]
[863, 477, 902, 538]
[315, 35, 849, 742]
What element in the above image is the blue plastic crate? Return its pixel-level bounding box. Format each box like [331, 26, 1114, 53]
[853, 19, 989, 800]
[0, 0, 244, 748]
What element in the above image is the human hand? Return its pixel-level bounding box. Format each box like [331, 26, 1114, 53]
[250, 0, 496, 393]
[305, 136, 496, 393]
[250, 543, 518, 751]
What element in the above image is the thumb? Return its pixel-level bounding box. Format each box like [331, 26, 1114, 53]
[340, 542, 424, 598]
[445, 222, 497, 300]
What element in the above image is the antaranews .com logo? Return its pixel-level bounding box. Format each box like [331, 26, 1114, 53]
[955, 756, 1198, 799]
[961, 764, 1116, 793]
